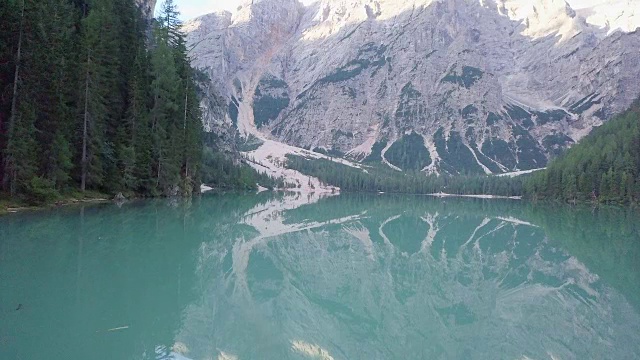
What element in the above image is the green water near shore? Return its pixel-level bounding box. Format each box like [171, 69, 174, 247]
[1, 193, 639, 359]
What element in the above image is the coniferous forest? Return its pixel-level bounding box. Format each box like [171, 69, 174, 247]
[2, 0, 638, 207]
[287, 97, 640, 204]
[524, 99, 640, 204]
[0, 0, 204, 204]
[286, 154, 524, 197]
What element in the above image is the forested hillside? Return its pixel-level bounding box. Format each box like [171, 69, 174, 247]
[525, 99, 640, 204]
[286, 155, 523, 197]
[288, 95, 640, 203]
[0, 0, 203, 203]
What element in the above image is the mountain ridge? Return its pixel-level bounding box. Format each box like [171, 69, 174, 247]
[185, 0, 640, 175]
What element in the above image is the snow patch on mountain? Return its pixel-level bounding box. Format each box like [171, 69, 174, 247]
[573, 0, 640, 34]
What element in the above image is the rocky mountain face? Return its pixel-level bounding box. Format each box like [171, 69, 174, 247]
[185, 0, 640, 175]
[135, 0, 156, 19]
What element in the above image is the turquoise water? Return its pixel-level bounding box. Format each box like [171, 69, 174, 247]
[1, 193, 640, 359]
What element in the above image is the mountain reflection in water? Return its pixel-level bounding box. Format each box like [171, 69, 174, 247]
[1, 193, 639, 360]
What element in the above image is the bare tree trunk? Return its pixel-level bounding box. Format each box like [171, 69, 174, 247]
[152, 91, 158, 132]
[81, 51, 90, 192]
[156, 161, 161, 187]
[8, 0, 24, 139]
[183, 83, 188, 130]
[3, 0, 25, 194]
[131, 89, 137, 143]
[183, 81, 188, 177]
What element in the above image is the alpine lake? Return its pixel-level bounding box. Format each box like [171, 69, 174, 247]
[1, 192, 639, 359]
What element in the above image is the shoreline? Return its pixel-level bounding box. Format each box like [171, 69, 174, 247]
[4, 190, 634, 216]
[1, 197, 111, 216]
[425, 192, 522, 200]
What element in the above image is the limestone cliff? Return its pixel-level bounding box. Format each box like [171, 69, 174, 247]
[185, 0, 640, 174]
[135, 0, 156, 20]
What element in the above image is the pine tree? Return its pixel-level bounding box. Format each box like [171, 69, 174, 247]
[1, 0, 26, 194]
[0, 0, 233, 203]
[38, 0, 77, 190]
[79, 0, 121, 192]
[149, 35, 180, 193]
[525, 99, 640, 203]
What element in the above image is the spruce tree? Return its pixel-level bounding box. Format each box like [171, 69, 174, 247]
[0, 0, 220, 202]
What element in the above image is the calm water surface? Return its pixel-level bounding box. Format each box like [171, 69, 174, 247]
[1, 193, 640, 359]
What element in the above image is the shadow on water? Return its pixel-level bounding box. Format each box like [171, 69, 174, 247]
[0, 192, 272, 360]
[524, 204, 640, 312]
[0, 192, 639, 359]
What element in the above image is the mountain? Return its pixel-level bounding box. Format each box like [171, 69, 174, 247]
[524, 98, 640, 203]
[184, 0, 640, 175]
[135, 0, 157, 19]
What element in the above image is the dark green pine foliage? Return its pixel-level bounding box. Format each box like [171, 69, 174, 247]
[149, 28, 181, 192]
[385, 132, 432, 171]
[2, 0, 77, 200]
[0, 0, 208, 204]
[0, 0, 20, 192]
[149, 0, 203, 196]
[286, 155, 523, 197]
[79, 0, 119, 192]
[525, 99, 640, 204]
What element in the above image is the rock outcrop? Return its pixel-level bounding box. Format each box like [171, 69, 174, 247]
[185, 0, 640, 174]
[135, 0, 156, 20]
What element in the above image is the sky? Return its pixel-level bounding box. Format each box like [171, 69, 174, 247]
[168, 0, 313, 20]
[170, 0, 221, 20]
[165, 0, 620, 21]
